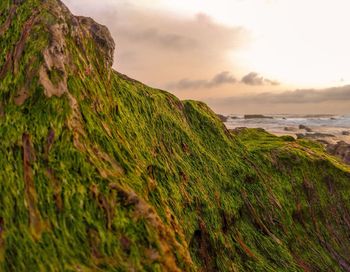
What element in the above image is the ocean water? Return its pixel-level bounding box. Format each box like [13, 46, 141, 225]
[225, 114, 350, 129]
[224, 114, 350, 143]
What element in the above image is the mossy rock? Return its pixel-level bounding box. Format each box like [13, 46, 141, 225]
[0, 0, 350, 271]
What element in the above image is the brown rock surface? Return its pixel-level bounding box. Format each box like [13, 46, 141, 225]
[327, 141, 350, 165]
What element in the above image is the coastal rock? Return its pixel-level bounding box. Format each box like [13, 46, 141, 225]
[244, 114, 273, 119]
[39, 22, 69, 98]
[3, 1, 350, 271]
[309, 132, 335, 138]
[216, 114, 228, 122]
[230, 127, 247, 134]
[299, 124, 313, 132]
[279, 135, 295, 142]
[77, 16, 115, 67]
[296, 133, 305, 139]
[284, 127, 297, 132]
[327, 141, 350, 165]
[317, 139, 330, 145]
[297, 133, 335, 140]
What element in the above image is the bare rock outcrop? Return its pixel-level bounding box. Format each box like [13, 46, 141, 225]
[39, 22, 69, 98]
[77, 16, 115, 67]
[327, 141, 350, 165]
[299, 124, 313, 132]
[244, 114, 273, 119]
[37, 0, 115, 98]
[217, 114, 228, 122]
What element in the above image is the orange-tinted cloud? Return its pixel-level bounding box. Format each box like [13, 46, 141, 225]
[167, 71, 237, 90]
[241, 72, 279, 86]
[208, 85, 350, 114]
[166, 71, 279, 90]
[63, 0, 249, 90]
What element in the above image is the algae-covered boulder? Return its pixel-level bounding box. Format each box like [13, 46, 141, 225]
[0, 0, 350, 271]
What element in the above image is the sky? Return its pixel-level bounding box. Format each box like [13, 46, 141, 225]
[63, 0, 350, 114]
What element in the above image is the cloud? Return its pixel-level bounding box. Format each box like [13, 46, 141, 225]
[167, 71, 280, 90]
[241, 72, 279, 86]
[63, 0, 249, 89]
[259, 85, 350, 104]
[120, 27, 197, 51]
[167, 71, 236, 90]
[207, 85, 350, 114]
[210, 85, 350, 106]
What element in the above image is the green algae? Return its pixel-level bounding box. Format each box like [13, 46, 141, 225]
[0, 0, 350, 271]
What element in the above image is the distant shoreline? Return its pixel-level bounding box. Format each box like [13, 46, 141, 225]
[221, 114, 350, 144]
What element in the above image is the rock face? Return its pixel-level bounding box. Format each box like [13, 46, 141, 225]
[299, 124, 313, 132]
[77, 16, 115, 67]
[1, 0, 350, 271]
[327, 141, 350, 165]
[2, 0, 115, 102]
[39, 21, 69, 98]
[216, 114, 228, 122]
[297, 132, 335, 139]
[244, 114, 273, 119]
[284, 126, 297, 132]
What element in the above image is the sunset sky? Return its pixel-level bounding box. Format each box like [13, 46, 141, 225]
[63, 0, 350, 114]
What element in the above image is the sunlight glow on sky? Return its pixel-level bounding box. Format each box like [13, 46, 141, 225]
[135, 0, 350, 88]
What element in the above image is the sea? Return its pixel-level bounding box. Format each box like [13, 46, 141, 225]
[224, 114, 350, 143]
